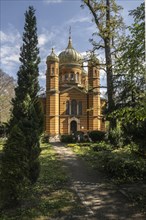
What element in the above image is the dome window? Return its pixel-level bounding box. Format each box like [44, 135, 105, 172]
[65, 73, 68, 81]
[71, 73, 74, 81]
[76, 72, 79, 82]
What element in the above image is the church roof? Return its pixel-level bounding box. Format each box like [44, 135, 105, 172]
[47, 48, 59, 63]
[59, 37, 83, 66]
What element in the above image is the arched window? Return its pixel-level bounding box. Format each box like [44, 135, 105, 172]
[76, 72, 79, 82]
[62, 74, 65, 81]
[78, 101, 82, 115]
[52, 67, 54, 75]
[70, 72, 74, 80]
[71, 99, 77, 115]
[66, 101, 70, 115]
[94, 69, 98, 77]
[65, 73, 68, 81]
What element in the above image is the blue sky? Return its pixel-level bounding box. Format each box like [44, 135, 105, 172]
[0, 0, 143, 89]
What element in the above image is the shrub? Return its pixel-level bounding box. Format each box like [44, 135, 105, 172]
[88, 130, 106, 142]
[92, 142, 112, 152]
[60, 135, 74, 143]
[0, 125, 30, 208]
[41, 134, 49, 143]
[95, 148, 146, 182]
[107, 127, 123, 147]
[0, 123, 8, 138]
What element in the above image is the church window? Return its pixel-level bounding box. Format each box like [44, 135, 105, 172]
[51, 67, 54, 75]
[66, 101, 70, 115]
[94, 69, 98, 77]
[71, 73, 74, 80]
[76, 72, 79, 82]
[65, 73, 68, 81]
[78, 101, 82, 115]
[71, 99, 77, 115]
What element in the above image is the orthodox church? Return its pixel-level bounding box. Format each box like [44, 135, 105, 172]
[41, 36, 105, 139]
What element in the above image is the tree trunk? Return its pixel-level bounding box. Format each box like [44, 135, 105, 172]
[105, 0, 116, 129]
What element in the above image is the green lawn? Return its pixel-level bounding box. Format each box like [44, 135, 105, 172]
[0, 141, 85, 220]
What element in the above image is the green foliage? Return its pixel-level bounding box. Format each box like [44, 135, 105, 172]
[96, 148, 146, 182]
[60, 135, 74, 143]
[112, 2, 145, 152]
[0, 138, 5, 152]
[107, 127, 123, 147]
[92, 142, 112, 152]
[83, 0, 125, 129]
[41, 133, 49, 143]
[70, 142, 146, 183]
[88, 130, 105, 142]
[0, 6, 43, 207]
[0, 125, 30, 207]
[114, 2, 145, 109]
[0, 143, 85, 219]
[0, 123, 8, 138]
[67, 143, 77, 147]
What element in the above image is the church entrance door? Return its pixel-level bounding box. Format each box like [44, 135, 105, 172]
[70, 120, 77, 133]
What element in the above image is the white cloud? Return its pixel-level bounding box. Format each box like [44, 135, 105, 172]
[39, 72, 46, 79]
[0, 25, 21, 77]
[0, 28, 21, 43]
[68, 16, 91, 24]
[44, 0, 63, 4]
[38, 34, 49, 46]
[38, 30, 55, 46]
[2, 54, 19, 64]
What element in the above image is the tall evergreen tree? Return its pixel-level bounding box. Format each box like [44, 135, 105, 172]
[0, 6, 43, 207]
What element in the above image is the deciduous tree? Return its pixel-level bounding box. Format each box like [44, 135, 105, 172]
[113, 3, 145, 152]
[0, 69, 15, 123]
[82, 0, 124, 129]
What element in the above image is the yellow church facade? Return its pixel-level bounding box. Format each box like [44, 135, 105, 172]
[41, 36, 105, 139]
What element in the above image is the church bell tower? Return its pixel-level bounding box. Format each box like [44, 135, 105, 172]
[46, 48, 59, 137]
[88, 56, 101, 130]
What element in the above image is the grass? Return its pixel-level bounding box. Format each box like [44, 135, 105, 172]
[67, 141, 146, 214]
[0, 141, 85, 219]
[67, 142, 146, 182]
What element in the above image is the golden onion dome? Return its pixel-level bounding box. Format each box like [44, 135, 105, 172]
[47, 48, 59, 63]
[59, 37, 83, 66]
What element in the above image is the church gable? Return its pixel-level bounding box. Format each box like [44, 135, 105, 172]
[44, 35, 105, 137]
[60, 86, 86, 95]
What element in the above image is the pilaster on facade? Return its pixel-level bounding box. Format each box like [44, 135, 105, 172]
[41, 38, 106, 137]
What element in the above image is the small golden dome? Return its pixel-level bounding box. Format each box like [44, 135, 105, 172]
[59, 37, 83, 66]
[47, 48, 59, 63]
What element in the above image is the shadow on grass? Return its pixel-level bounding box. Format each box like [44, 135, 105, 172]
[52, 142, 146, 219]
[0, 143, 85, 220]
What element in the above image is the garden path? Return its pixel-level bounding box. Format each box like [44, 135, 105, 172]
[52, 142, 146, 220]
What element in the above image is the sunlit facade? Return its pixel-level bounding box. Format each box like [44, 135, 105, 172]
[41, 37, 105, 138]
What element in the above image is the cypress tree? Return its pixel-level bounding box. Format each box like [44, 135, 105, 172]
[0, 6, 43, 207]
